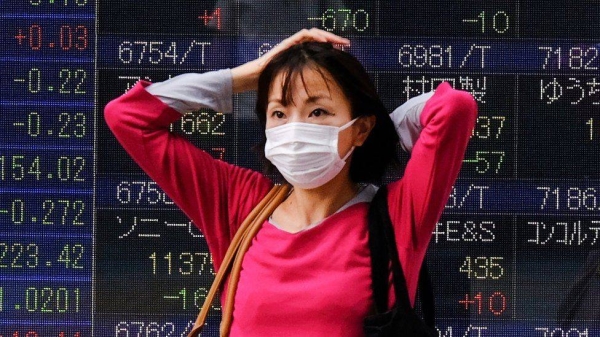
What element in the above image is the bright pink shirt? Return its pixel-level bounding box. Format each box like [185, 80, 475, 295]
[104, 80, 477, 336]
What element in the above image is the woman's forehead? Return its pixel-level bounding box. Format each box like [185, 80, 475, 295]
[268, 66, 342, 105]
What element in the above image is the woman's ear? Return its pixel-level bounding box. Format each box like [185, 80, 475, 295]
[353, 115, 376, 146]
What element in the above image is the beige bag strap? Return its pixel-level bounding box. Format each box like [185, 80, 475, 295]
[188, 184, 291, 337]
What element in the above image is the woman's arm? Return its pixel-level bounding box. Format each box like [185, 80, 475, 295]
[386, 83, 477, 307]
[390, 83, 478, 249]
[389, 90, 435, 153]
[104, 70, 272, 268]
[145, 70, 234, 113]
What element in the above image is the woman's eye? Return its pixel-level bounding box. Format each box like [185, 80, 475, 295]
[271, 111, 285, 119]
[310, 108, 329, 117]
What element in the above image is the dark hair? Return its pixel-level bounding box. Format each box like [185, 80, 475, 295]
[255, 42, 399, 183]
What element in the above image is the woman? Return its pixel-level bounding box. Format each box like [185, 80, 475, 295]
[105, 28, 478, 336]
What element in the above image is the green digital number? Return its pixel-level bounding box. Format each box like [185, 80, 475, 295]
[25, 287, 80, 313]
[57, 244, 84, 269]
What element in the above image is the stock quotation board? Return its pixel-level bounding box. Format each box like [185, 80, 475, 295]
[1, 0, 599, 336]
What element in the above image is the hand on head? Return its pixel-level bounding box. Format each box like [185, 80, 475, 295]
[259, 28, 350, 66]
[231, 28, 350, 93]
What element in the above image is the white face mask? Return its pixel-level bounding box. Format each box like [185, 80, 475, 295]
[264, 118, 357, 189]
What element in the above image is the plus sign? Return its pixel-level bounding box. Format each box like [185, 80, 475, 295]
[198, 8, 221, 29]
[198, 10, 212, 26]
[14, 29, 27, 45]
[458, 293, 476, 310]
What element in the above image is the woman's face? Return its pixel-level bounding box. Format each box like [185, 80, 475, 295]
[265, 67, 358, 158]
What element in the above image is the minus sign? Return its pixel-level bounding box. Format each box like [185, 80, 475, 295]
[0, 210, 8, 214]
[462, 19, 479, 23]
[163, 296, 179, 299]
[13, 122, 25, 126]
[13, 79, 25, 82]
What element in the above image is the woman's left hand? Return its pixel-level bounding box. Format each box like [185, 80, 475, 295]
[231, 28, 350, 93]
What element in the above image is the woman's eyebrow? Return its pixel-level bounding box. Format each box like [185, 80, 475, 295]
[268, 94, 331, 105]
[305, 95, 332, 103]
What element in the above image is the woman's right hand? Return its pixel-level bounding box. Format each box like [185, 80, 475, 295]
[231, 28, 350, 93]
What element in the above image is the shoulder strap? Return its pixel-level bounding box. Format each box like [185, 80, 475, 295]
[367, 185, 435, 327]
[188, 184, 291, 337]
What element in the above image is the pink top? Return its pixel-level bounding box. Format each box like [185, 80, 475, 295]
[104, 79, 477, 336]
